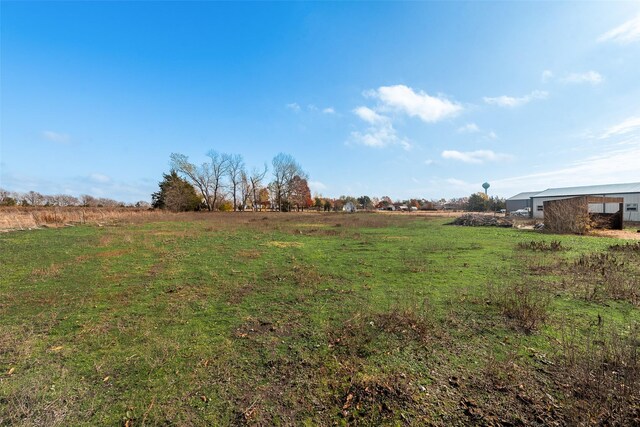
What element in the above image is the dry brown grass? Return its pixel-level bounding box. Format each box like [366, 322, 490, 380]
[487, 281, 551, 333]
[554, 321, 640, 424]
[0, 207, 174, 230]
[0, 207, 437, 234]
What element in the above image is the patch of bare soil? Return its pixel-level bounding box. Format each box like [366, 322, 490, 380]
[593, 229, 640, 240]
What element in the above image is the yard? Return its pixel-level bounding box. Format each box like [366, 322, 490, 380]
[1, 212, 639, 425]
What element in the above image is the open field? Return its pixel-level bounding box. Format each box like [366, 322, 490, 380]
[1, 212, 639, 425]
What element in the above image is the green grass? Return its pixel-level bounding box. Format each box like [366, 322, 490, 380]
[1, 212, 638, 425]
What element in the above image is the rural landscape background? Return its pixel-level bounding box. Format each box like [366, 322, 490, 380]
[2, 1, 640, 426]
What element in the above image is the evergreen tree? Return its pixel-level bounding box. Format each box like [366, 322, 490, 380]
[152, 171, 202, 212]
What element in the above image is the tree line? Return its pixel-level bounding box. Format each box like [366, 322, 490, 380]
[0, 189, 148, 208]
[153, 151, 312, 212]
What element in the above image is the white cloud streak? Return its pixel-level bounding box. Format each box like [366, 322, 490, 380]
[441, 149, 513, 164]
[322, 107, 335, 114]
[561, 71, 603, 85]
[457, 123, 480, 133]
[90, 173, 111, 183]
[353, 106, 388, 124]
[599, 116, 640, 139]
[598, 15, 640, 44]
[495, 119, 640, 195]
[483, 90, 548, 108]
[308, 180, 327, 193]
[41, 131, 70, 144]
[286, 102, 301, 112]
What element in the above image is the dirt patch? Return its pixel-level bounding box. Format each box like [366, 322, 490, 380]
[30, 264, 62, 281]
[95, 249, 130, 258]
[226, 282, 255, 305]
[594, 229, 640, 240]
[235, 249, 262, 259]
[265, 241, 303, 248]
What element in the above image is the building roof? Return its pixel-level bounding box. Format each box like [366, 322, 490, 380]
[507, 191, 542, 201]
[532, 182, 640, 198]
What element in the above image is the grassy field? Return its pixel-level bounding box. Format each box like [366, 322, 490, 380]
[1, 212, 639, 425]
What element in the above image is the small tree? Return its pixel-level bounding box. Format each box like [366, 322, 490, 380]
[357, 195, 373, 210]
[270, 153, 306, 212]
[152, 171, 201, 212]
[290, 175, 312, 211]
[467, 192, 489, 212]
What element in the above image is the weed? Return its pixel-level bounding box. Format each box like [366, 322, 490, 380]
[516, 240, 565, 251]
[488, 282, 551, 333]
[569, 252, 640, 305]
[609, 241, 640, 253]
[555, 320, 640, 424]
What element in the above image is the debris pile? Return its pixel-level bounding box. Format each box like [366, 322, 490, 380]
[449, 214, 513, 228]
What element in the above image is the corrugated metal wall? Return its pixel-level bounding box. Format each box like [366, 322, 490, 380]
[531, 193, 640, 221]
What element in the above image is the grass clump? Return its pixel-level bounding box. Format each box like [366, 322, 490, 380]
[488, 282, 551, 333]
[569, 252, 640, 306]
[555, 320, 640, 424]
[516, 240, 565, 252]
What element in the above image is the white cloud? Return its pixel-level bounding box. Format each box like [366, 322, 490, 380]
[494, 144, 640, 195]
[286, 102, 301, 112]
[353, 106, 388, 124]
[457, 123, 480, 133]
[483, 90, 548, 108]
[350, 121, 411, 150]
[441, 149, 513, 164]
[598, 15, 640, 44]
[541, 70, 554, 83]
[41, 131, 70, 144]
[322, 107, 335, 114]
[351, 106, 411, 149]
[368, 84, 462, 123]
[494, 120, 640, 196]
[599, 116, 640, 139]
[487, 131, 498, 140]
[90, 173, 111, 183]
[561, 71, 603, 85]
[424, 159, 434, 165]
[446, 178, 469, 187]
[308, 180, 327, 193]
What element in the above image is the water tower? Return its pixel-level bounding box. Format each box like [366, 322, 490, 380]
[482, 182, 490, 195]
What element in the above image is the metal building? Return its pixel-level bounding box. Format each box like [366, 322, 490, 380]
[530, 182, 640, 222]
[506, 191, 540, 213]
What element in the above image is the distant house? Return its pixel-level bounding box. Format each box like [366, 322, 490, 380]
[506, 191, 540, 213]
[343, 201, 357, 213]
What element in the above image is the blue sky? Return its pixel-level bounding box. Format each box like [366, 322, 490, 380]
[2, 1, 639, 203]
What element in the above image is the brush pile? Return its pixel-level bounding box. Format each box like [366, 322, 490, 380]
[450, 214, 513, 227]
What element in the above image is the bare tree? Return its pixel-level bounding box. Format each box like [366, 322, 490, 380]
[239, 170, 251, 211]
[170, 151, 230, 211]
[270, 153, 306, 212]
[0, 188, 17, 206]
[24, 191, 45, 206]
[226, 154, 245, 211]
[170, 153, 214, 211]
[249, 164, 268, 212]
[80, 194, 98, 207]
[58, 195, 79, 207]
